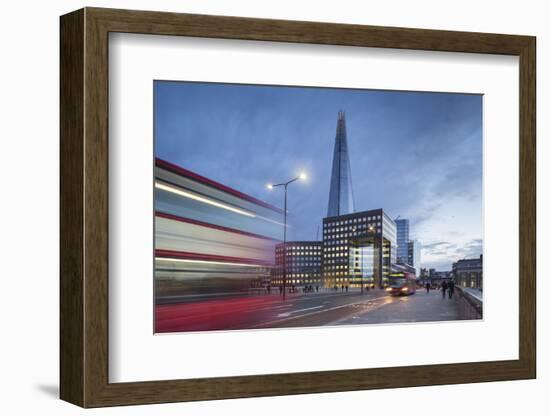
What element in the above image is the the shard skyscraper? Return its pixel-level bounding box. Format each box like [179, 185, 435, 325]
[327, 111, 355, 217]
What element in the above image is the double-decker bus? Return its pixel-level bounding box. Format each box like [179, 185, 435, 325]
[154, 158, 284, 304]
[386, 271, 417, 296]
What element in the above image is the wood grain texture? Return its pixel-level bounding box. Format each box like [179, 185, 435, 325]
[518, 38, 536, 376]
[59, 7, 537, 408]
[59, 8, 84, 407]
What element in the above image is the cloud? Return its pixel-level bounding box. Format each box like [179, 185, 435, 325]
[422, 241, 454, 250]
[422, 238, 483, 270]
[460, 238, 483, 258]
[155, 81, 483, 271]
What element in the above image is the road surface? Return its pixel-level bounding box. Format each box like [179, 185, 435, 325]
[156, 288, 474, 333]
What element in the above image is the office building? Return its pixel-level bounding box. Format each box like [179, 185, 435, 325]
[395, 218, 410, 264]
[408, 239, 422, 276]
[429, 270, 453, 285]
[271, 241, 323, 288]
[453, 254, 483, 289]
[322, 208, 397, 289]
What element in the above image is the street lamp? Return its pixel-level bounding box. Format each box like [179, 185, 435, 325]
[267, 172, 307, 301]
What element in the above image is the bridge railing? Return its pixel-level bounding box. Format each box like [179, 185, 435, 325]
[455, 286, 483, 319]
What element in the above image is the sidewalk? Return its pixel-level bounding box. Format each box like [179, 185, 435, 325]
[336, 290, 469, 325]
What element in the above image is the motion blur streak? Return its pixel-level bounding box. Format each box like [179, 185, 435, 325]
[156, 296, 279, 332]
[156, 257, 266, 268]
[155, 158, 283, 326]
[155, 181, 257, 217]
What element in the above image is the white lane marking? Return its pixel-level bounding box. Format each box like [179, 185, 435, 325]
[277, 305, 323, 318]
[286, 292, 373, 304]
[256, 304, 293, 312]
[254, 295, 389, 327]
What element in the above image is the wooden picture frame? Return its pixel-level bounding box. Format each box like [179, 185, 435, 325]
[60, 7, 536, 408]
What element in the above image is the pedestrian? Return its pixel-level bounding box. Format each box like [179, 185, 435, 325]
[345, 285, 348, 292]
[279, 285, 282, 295]
[448, 280, 455, 299]
[426, 282, 431, 293]
[316, 285, 319, 292]
[441, 280, 448, 298]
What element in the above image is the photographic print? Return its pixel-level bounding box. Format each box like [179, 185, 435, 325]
[154, 81, 484, 334]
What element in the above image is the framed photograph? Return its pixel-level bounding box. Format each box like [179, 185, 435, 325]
[60, 7, 536, 408]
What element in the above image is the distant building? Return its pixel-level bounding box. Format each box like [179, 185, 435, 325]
[429, 270, 453, 285]
[272, 241, 322, 288]
[453, 255, 483, 289]
[395, 218, 410, 265]
[408, 240, 422, 277]
[327, 111, 355, 217]
[322, 208, 397, 289]
[417, 268, 429, 284]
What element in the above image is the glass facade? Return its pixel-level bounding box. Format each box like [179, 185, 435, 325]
[407, 240, 421, 277]
[327, 111, 355, 217]
[349, 245, 375, 288]
[395, 218, 409, 265]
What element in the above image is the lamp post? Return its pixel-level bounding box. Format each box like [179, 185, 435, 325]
[267, 172, 307, 301]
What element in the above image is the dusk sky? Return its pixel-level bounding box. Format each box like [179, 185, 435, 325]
[154, 81, 483, 271]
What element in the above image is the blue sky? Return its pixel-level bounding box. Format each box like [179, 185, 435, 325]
[154, 81, 483, 271]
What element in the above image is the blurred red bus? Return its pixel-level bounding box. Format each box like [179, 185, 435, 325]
[386, 271, 416, 296]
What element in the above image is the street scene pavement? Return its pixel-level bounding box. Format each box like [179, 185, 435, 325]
[156, 289, 470, 333]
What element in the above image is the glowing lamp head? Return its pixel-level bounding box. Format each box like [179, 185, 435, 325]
[298, 172, 307, 181]
[267, 183, 274, 190]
